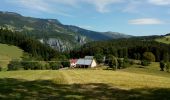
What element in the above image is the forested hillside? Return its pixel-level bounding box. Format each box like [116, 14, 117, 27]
[70, 37, 170, 62]
[0, 28, 61, 60]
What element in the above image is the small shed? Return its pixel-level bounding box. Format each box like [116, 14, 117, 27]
[70, 59, 78, 67]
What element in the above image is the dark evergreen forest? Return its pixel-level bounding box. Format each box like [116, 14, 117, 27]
[70, 37, 170, 62]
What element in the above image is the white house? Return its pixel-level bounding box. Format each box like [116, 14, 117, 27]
[76, 56, 97, 68]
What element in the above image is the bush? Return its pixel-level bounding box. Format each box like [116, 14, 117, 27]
[61, 61, 70, 68]
[141, 60, 150, 66]
[21, 61, 43, 70]
[8, 60, 23, 71]
[44, 63, 51, 70]
[94, 54, 104, 64]
[123, 58, 131, 68]
[108, 55, 118, 70]
[117, 58, 131, 69]
[143, 52, 156, 62]
[49, 62, 62, 70]
[31, 62, 43, 70]
[117, 58, 124, 69]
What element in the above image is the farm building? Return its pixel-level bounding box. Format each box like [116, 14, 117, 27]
[70, 59, 78, 67]
[76, 56, 97, 68]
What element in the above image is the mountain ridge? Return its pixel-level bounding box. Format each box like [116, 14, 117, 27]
[0, 11, 132, 51]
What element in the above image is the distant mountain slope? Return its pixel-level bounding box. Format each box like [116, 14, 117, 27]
[0, 11, 132, 51]
[63, 25, 110, 40]
[64, 25, 132, 40]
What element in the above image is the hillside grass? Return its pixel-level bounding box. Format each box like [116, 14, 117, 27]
[0, 43, 23, 67]
[120, 62, 170, 78]
[0, 69, 170, 99]
[155, 36, 170, 44]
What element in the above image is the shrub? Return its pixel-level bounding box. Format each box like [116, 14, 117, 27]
[108, 55, 118, 70]
[8, 60, 23, 71]
[94, 54, 104, 64]
[44, 63, 51, 70]
[21, 61, 43, 70]
[61, 61, 70, 68]
[49, 62, 62, 70]
[123, 58, 131, 68]
[116, 58, 131, 69]
[31, 62, 43, 70]
[117, 58, 123, 69]
[143, 52, 156, 62]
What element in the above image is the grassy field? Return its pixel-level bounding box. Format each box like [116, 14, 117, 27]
[0, 68, 170, 100]
[0, 43, 23, 67]
[155, 36, 170, 44]
[120, 62, 170, 77]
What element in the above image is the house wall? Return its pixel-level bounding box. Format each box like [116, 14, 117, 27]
[91, 60, 97, 68]
[70, 63, 76, 67]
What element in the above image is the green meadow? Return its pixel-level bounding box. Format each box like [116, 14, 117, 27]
[0, 66, 170, 100]
[0, 44, 170, 99]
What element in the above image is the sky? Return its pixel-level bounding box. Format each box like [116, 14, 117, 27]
[0, 0, 170, 36]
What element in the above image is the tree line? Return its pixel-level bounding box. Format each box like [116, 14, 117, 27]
[70, 38, 170, 62]
[0, 28, 63, 60]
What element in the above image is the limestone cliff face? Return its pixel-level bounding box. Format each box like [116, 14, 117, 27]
[40, 35, 87, 52]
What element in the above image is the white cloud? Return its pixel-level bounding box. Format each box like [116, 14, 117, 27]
[148, 0, 170, 5]
[6, 0, 75, 17]
[6, 0, 126, 14]
[5, 0, 170, 15]
[84, 0, 124, 13]
[129, 18, 164, 25]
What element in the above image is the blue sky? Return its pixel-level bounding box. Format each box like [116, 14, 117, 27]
[0, 0, 170, 36]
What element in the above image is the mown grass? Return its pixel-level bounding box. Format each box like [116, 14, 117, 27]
[0, 70, 170, 99]
[0, 43, 23, 67]
[120, 62, 170, 78]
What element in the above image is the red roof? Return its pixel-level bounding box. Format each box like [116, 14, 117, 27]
[70, 59, 78, 64]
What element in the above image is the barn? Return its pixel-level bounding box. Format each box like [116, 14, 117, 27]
[76, 56, 97, 68]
